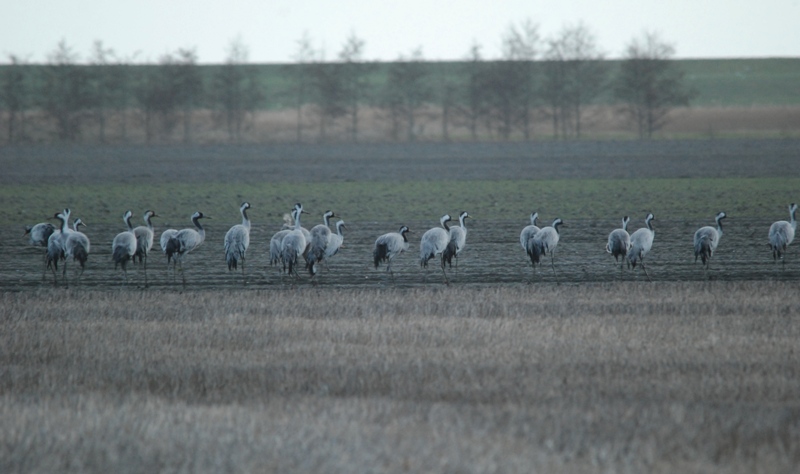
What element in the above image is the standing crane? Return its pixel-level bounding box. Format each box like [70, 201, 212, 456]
[529, 218, 564, 278]
[224, 202, 251, 282]
[519, 212, 540, 251]
[628, 213, 655, 281]
[64, 217, 90, 283]
[420, 214, 453, 283]
[133, 210, 158, 287]
[269, 208, 297, 270]
[306, 210, 337, 276]
[374, 225, 412, 281]
[694, 211, 727, 272]
[166, 211, 210, 287]
[606, 216, 631, 269]
[46, 209, 72, 286]
[443, 211, 470, 272]
[112, 210, 137, 284]
[281, 216, 308, 278]
[769, 203, 797, 266]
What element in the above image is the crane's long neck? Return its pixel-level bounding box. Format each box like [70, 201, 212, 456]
[59, 216, 68, 233]
[323, 213, 331, 228]
[401, 232, 409, 243]
[646, 217, 654, 233]
[716, 217, 724, 236]
[146, 214, 154, 231]
[294, 211, 302, 229]
[336, 223, 344, 237]
[193, 216, 205, 240]
[125, 215, 133, 232]
[791, 206, 797, 230]
[622, 218, 629, 231]
[460, 215, 467, 230]
[241, 207, 250, 228]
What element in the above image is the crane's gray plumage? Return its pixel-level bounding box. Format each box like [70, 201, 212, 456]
[280, 204, 310, 277]
[224, 202, 251, 273]
[111, 210, 137, 283]
[529, 218, 564, 277]
[166, 211, 209, 287]
[420, 214, 452, 283]
[519, 212, 540, 251]
[25, 221, 57, 281]
[443, 211, 470, 269]
[769, 203, 797, 265]
[606, 216, 631, 268]
[133, 210, 158, 286]
[46, 209, 72, 284]
[374, 225, 411, 280]
[628, 213, 655, 281]
[269, 209, 297, 268]
[25, 222, 56, 248]
[326, 220, 346, 260]
[306, 210, 336, 275]
[134, 210, 157, 264]
[694, 211, 726, 270]
[160, 228, 179, 267]
[65, 218, 90, 278]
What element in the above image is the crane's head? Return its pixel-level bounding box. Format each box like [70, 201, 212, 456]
[23, 225, 33, 236]
[716, 211, 727, 222]
[336, 220, 347, 231]
[73, 218, 86, 230]
[145, 210, 158, 220]
[530, 212, 539, 226]
[241, 202, 251, 211]
[399, 225, 411, 235]
[552, 218, 564, 230]
[440, 214, 452, 226]
[192, 211, 210, 220]
[622, 216, 630, 229]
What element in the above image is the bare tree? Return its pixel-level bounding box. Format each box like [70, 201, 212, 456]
[310, 59, 346, 142]
[213, 37, 264, 142]
[543, 23, 608, 139]
[614, 32, 694, 139]
[380, 48, 431, 142]
[1, 54, 30, 144]
[40, 40, 92, 141]
[286, 32, 317, 142]
[484, 20, 540, 140]
[167, 48, 203, 144]
[88, 41, 135, 143]
[454, 43, 489, 141]
[338, 32, 374, 142]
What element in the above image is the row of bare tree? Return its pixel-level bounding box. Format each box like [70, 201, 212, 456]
[0, 23, 693, 145]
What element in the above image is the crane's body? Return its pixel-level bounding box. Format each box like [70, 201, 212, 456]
[224, 202, 251, 275]
[607, 216, 631, 268]
[374, 225, 411, 280]
[694, 211, 726, 270]
[420, 215, 452, 283]
[769, 203, 797, 265]
[443, 211, 470, 269]
[65, 218, 90, 279]
[112, 210, 138, 283]
[519, 212, 540, 251]
[628, 213, 655, 280]
[528, 218, 563, 277]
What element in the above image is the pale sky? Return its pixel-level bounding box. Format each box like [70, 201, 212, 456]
[2, 0, 799, 63]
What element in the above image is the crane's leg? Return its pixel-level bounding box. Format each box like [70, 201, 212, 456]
[440, 257, 450, 284]
[143, 254, 148, 288]
[641, 261, 652, 282]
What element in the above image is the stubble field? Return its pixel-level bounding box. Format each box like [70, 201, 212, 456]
[1, 139, 799, 472]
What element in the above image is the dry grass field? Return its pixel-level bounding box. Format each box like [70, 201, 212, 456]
[2, 284, 799, 473]
[2, 138, 800, 472]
